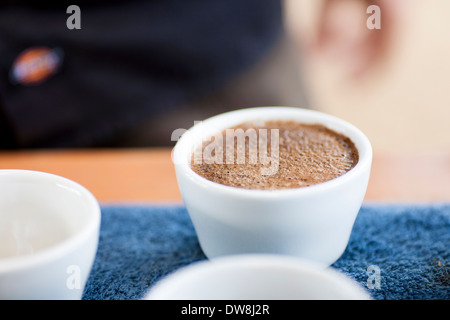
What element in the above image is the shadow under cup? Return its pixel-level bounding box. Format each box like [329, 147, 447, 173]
[173, 107, 372, 266]
[0, 170, 101, 300]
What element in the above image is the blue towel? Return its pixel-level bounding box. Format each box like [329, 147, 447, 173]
[82, 204, 450, 300]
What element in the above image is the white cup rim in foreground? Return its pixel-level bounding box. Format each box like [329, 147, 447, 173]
[0, 169, 101, 273]
[144, 254, 372, 300]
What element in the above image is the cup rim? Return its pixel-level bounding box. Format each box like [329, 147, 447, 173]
[173, 106, 372, 199]
[0, 169, 101, 273]
[144, 254, 371, 300]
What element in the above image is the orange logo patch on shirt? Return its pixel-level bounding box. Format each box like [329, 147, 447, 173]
[10, 47, 63, 85]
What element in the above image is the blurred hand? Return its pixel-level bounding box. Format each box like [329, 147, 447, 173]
[296, 0, 401, 78]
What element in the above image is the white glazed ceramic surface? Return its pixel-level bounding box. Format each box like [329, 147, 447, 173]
[0, 170, 101, 300]
[144, 254, 371, 300]
[173, 107, 372, 266]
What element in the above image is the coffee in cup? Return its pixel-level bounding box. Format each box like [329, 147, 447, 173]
[191, 120, 359, 190]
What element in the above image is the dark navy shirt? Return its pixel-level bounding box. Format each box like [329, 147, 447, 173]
[0, 0, 283, 148]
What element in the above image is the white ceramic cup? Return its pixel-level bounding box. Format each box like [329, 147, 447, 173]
[0, 170, 101, 300]
[173, 107, 372, 266]
[144, 254, 371, 300]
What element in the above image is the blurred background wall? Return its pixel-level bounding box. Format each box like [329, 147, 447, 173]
[1, 0, 449, 153]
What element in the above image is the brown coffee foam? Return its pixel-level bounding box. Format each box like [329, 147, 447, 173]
[191, 120, 359, 190]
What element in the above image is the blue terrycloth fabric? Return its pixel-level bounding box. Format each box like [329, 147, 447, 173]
[82, 204, 450, 300]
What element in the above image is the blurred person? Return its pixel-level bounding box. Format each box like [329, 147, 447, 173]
[0, 0, 307, 149]
[285, 0, 450, 152]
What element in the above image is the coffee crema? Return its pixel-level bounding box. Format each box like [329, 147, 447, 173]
[190, 120, 359, 190]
